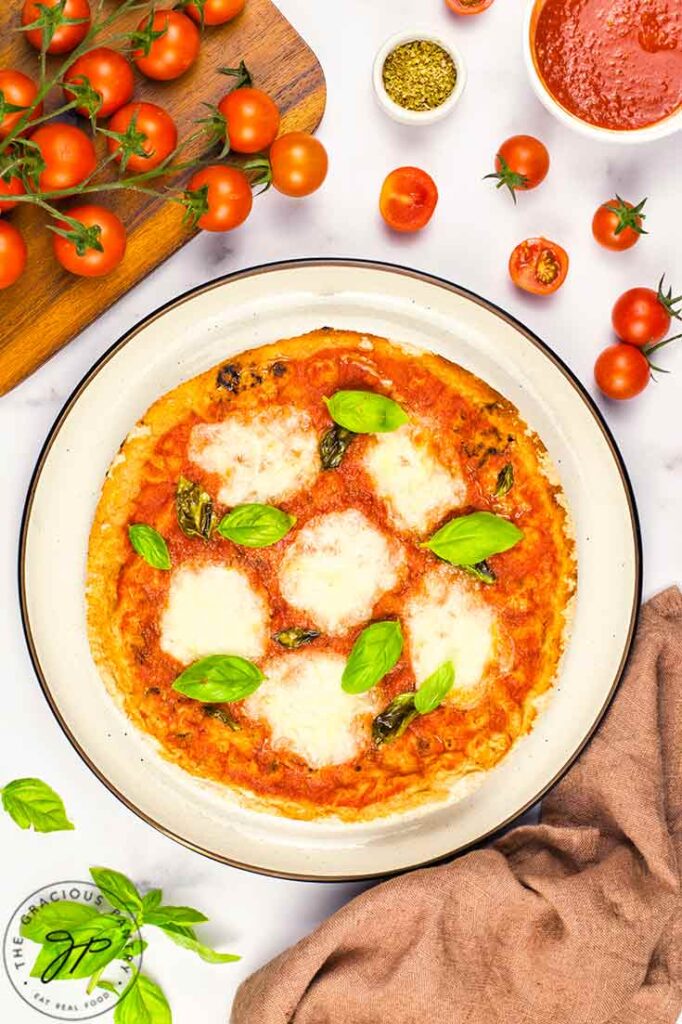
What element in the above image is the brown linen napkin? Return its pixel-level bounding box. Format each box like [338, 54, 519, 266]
[232, 588, 682, 1024]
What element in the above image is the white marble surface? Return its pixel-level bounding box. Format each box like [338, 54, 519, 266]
[1, 1, 680, 1021]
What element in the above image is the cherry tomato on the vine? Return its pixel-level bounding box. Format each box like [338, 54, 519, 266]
[592, 197, 647, 252]
[31, 122, 97, 192]
[0, 167, 25, 212]
[509, 237, 569, 295]
[107, 102, 178, 173]
[185, 165, 253, 231]
[269, 132, 328, 198]
[0, 220, 27, 289]
[487, 135, 549, 201]
[52, 204, 126, 277]
[22, 0, 91, 55]
[446, 0, 495, 14]
[611, 279, 680, 346]
[132, 10, 200, 82]
[185, 0, 245, 26]
[594, 344, 650, 400]
[64, 48, 135, 119]
[0, 70, 43, 139]
[218, 87, 280, 154]
[379, 166, 438, 233]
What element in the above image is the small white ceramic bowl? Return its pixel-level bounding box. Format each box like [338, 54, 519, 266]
[522, 0, 681, 145]
[373, 28, 467, 126]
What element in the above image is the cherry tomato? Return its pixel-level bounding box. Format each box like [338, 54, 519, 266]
[0, 220, 27, 289]
[31, 123, 97, 192]
[64, 48, 135, 120]
[509, 237, 569, 295]
[0, 70, 43, 139]
[379, 167, 438, 233]
[446, 0, 495, 13]
[595, 344, 650, 400]
[186, 165, 252, 231]
[133, 10, 200, 81]
[611, 280, 679, 346]
[592, 197, 646, 252]
[107, 102, 178, 173]
[185, 0, 245, 26]
[488, 135, 549, 200]
[22, 0, 91, 55]
[218, 87, 280, 154]
[269, 132, 328, 198]
[0, 167, 25, 212]
[52, 204, 126, 277]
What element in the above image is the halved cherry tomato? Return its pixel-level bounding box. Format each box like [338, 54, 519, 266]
[509, 237, 569, 295]
[0, 220, 27, 288]
[133, 10, 200, 82]
[218, 87, 280, 154]
[185, 165, 252, 231]
[379, 166, 438, 233]
[446, 0, 495, 13]
[22, 0, 91, 55]
[185, 0, 245, 26]
[592, 197, 646, 252]
[0, 166, 25, 212]
[611, 278, 679, 346]
[31, 123, 97, 192]
[107, 102, 178, 173]
[487, 135, 549, 201]
[269, 132, 328, 198]
[52, 204, 126, 277]
[595, 344, 650, 400]
[64, 47, 135, 119]
[0, 70, 43, 139]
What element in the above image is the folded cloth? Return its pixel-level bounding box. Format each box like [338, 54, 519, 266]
[232, 588, 682, 1024]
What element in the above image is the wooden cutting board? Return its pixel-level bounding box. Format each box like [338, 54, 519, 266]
[0, 1, 326, 395]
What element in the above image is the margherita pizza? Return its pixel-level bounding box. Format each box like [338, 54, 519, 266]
[86, 329, 576, 821]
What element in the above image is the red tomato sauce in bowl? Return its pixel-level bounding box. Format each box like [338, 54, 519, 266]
[531, 0, 682, 131]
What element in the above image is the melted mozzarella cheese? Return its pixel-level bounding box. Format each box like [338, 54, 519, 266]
[278, 509, 405, 635]
[363, 425, 466, 533]
[406, 567, 496, 707]
[244, 652, 375, 768]
[160, 564, 268, 665]
[188, 408, 319, 506]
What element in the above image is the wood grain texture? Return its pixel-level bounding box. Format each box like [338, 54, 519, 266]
[0, 0, 326, 395]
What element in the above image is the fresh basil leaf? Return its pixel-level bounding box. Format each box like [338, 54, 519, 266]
[460, 560, 496, 584]
[414, 661, 455, 715]
[114, 973, 171, 1024]
[217, 503, 295, 548]
[372, 693, 418, 746]
[422, 511, 523, 566]
[90, 867, 142, 917]
[1, 778, 74, 832]
[342, 621, 403, 694]
[273, 627, 320, 649]
[154, 922, 240, 964]
[121, 938, 147, 958]
[173, 655, 264, 703]
[324, 390, 408, 434]
[494, 463, 514, 497]
[21, 902, 99, 943]
[141, 888, 162, 915]
[30, 913, 130, 982]
[97, 980, 118, 995]
[128, 524, 171, 570]
[320, 424, 355, 469]
[145, 906, 208, 926]
[176, 476, 215, 540]
[202, 705, 240, 730]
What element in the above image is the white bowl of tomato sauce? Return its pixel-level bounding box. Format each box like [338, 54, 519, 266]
[523, 0, 682, 144]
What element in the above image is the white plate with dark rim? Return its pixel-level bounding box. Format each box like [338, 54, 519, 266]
[20, 259, 641, 881]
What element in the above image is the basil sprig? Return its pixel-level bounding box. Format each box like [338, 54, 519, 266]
[373, 660, 455, 745]
[1, 777, 74, 832]
[414, 660, 455, 714]
[173, 655, 264, 703]
[176, 476, 215, 540]
[114, 975, 171, 1024]
[342, 621, 403, 694]
[422, 511, 523, 566]
[324, 390, 408, 434]
[217, 503, 295, 548]
[128, 524, 171, 570]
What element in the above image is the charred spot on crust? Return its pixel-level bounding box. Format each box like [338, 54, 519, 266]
[217, 363, 242, 392]
[271, 361, 287, 377]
